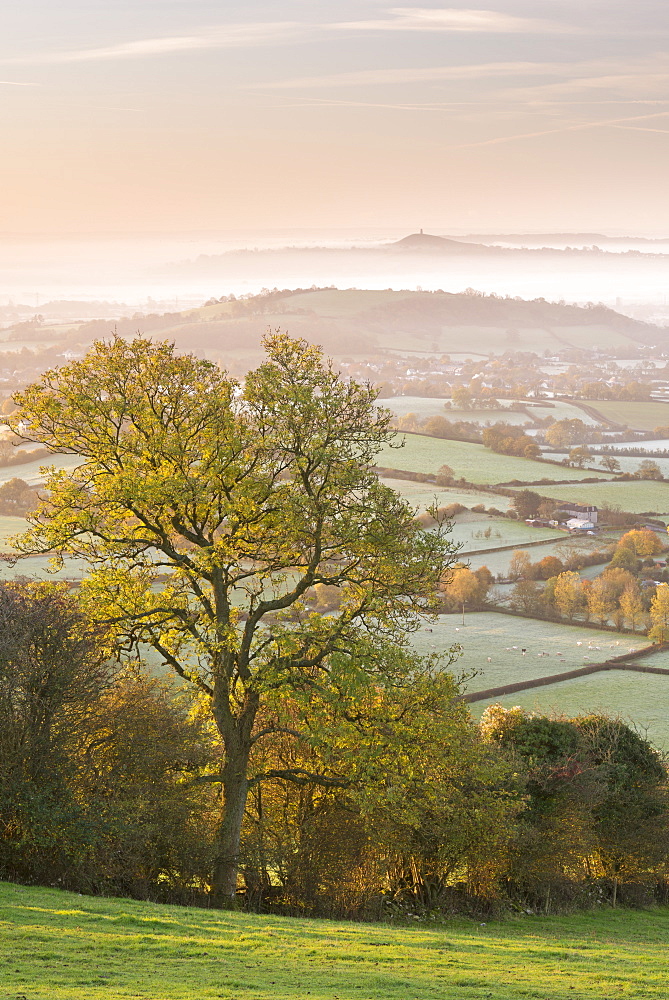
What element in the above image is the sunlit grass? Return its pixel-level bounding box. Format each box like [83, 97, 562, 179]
[2, 882, 669, 999]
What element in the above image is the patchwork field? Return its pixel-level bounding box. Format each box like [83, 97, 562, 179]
[524, 479, 669, 514]
[527, 399, 605, 426]
[410, 611, 666, 747]
[472, 670, 669, 750]
[383, 396, 532, 425]
[381, 478, 513, 511]
[410, 612, 640, 688]
[4, 882, 669, 1000]
[465, 533, 614, 578]
[584, 399, 669, 431]
[545, 452, 669, 478]
[377, 435, 612, 484]
[449, 511, 563, 552]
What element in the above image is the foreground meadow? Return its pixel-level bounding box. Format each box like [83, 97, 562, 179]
[2, 882, 669, 1000]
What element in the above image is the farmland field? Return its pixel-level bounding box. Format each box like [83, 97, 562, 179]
[377, 434, 612, 484]
[584, 399, 669, 431]
[472, 670, 669, 750]
[527, 399, 605, 426]
[545, 451, 669, 478]
[0, 452, 82, 487]
[523, 479, 669, 514]
[410, 611, 666, 747]
[4, 883, 669, 1000]
[410, 612, 638, 690]
[383, 396, 532, 425]
[448, 512, 563, 552]
[465, 532, 615, 578]
[381, 477, 513, 511]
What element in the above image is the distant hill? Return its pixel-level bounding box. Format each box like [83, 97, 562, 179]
[56, 287, 666, 363]
[387, 232, 493, 253]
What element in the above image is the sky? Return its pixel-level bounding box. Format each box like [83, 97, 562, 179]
[1, 1, 668, 235]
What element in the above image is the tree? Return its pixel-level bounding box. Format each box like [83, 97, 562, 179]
[510, 579, 544, 615]
[635, 460, 663, 481]
[12, 334, 457, 907]
[618, 529, 663, 558]
[435, 463, 455, 486]
[511, 490, 542, 520]
[619, 582, 646, 633]
[442, 566, 486, 622]
[568, 445, 592, 468]
[552, 571, 584, 621]
[509, 550, 531, 581]
[451, 386, 473, 409]
[545, 418, 588, 450]
[649, 585, 669, 643]
[583, 577, 615, 626]
[600, 455, 621, 473]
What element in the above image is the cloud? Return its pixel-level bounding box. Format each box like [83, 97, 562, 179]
[332, 7, 580, 34]
[263, 61, 569, 90]
[2, 23, 307, 65]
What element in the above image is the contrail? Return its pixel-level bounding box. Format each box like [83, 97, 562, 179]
[449, 109, 669, 148]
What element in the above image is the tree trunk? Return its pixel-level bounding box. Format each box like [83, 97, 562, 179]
[211, 751, 251, 908]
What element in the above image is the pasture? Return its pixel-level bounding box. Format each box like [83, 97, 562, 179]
[528, 399, 605, 426]
[464, 533, 613, 578]
[410, 611, 667, 747]
[448, 511, 563, 552]
[472, 670, 669, 751]
[377, 434, 612, 484]
[383, 396, 532, 426]
[525, 479, 669, 514]
[4, 882, 669, 1000]
[0, 452, 82, 488]
[410, 612, 637, 691]
[544, 452, 669, 478]
[380, 477, 513, 511]
[583, 399, 669, 431]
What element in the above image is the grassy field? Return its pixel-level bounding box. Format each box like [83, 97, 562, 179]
[0, 452, 82, 488]
[382, 397, 531, 425]
[377, 435, 612, 484]
[465, 533, 614, 578]
[380, 478, 513, 511]
[410, 612, 640, 691]
[3, 881, 669, 1000]
[472, 670, 669, 750]
[545, 452, 669, 479]
[527, 400, 605, 427]
[449, 512, 563, 552]
[584, 399, 669, 431]
[523, 480, 669, 514]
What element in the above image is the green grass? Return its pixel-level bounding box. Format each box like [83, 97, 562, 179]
[526, 400, 605, 427]
[472, 670, 669, 750]
[378, 434, 612, 485]
[382, 396, 531, 425]
[411, 612, 640, 692]
[524, 480, 669, 514]
[3, 881, 669, 999]
[448, 512, 563, 552]
[583, 399, 669, 431]
[381, 478, 514, 511]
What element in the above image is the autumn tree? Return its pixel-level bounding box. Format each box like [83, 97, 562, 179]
[619, 582, 646, 633]
[552, 571, 584, 621]
[618, 529, 663, 558]
[600, 455, 621, 474]
[12, 334, 457, 907]
[649, 585, 669, 644]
